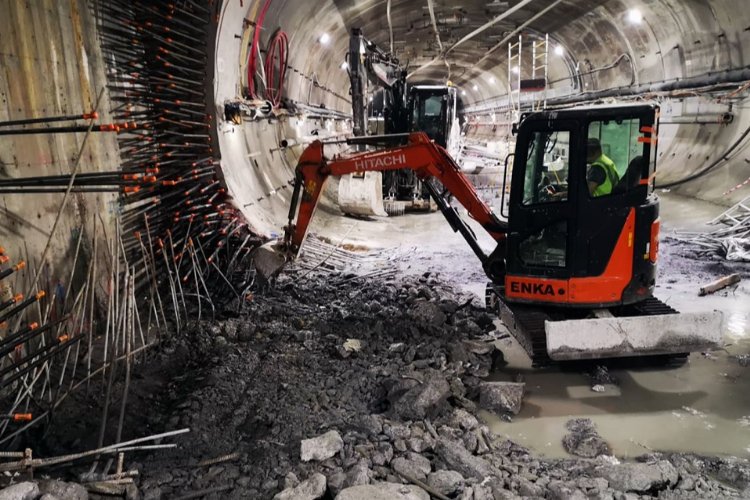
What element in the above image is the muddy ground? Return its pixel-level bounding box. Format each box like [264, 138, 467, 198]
[7, 235, 750, 500]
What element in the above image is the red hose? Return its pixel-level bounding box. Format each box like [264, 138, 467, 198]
[264, 30, 288, 107]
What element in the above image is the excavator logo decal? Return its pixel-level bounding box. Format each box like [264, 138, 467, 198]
[510, 281, 556, 296]
[354, 154, 407, 171]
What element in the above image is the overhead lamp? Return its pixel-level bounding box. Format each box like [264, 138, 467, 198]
[461, 90, 466, 96]
[627, 8, 642, 24]
[554, 45, 564, 56]
[489, 76, 496, 84]
[319, 32, 331, 45]
[511, 65, 520, 74]
[341, 61, 349, 70]
[472, 84, 479, 91]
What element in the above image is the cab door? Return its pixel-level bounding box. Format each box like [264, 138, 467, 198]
[505, 120, 578, 304]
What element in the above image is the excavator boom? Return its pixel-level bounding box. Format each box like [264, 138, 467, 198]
[284, 132, 506, 269]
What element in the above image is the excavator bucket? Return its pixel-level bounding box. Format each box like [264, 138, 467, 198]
[252, 240, 288, 282]
[337, 172, 388, 217]
[545, 311, 724, 361]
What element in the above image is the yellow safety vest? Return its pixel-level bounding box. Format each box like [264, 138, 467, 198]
[591, 154, 619, 197]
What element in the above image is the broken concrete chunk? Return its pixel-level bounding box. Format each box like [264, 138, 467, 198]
[335, 482, 429, 500]
[547, 480, 587, 500]
[517, 477, 544, 497]
[448, 342, 470, 363]
[470, 483, 494, 500]
[343, 338, 362, 352]
[411, 301, 447, 328]
[450, 408, 479, 431]
[283, 472, 300, 490]
[391, 373, 450, 420]
[359, 414, 383, 436]
[594, 460, 678, 493]
[38, 480, 88, 500]
[479, 381, 525, 415]
[434, 437, 500, 480]
[327, 470, 347, 498]
[391, 453, 432, 481]
[273, 473, 327, 500]
[427, 470, 465, 496]
[383, 421, 411, 440]
[344, 460, 373, 488]
[0, 482, 40, 500]
[464, 340, 494, 355]
[301, 430, 344, 462]
[562, 418, 611, 458]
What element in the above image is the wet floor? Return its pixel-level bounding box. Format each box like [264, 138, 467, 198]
[313, 191, 750, 459]
[484, 329, 750, 459]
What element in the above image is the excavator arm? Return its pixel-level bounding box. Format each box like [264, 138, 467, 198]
[283, 132, 508, 280]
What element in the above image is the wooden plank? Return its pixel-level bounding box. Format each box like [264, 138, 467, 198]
[699, 273, 742, 296]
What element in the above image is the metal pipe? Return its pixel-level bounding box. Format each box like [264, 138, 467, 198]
[546, 67, 750, 107]
[0, 111, 98, 128]
[468, 67, 750, 115]
[660, 113, 734, 125]
[0, 123, 125, 136]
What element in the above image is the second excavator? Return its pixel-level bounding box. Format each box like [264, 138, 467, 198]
[255, 104, 723, 365]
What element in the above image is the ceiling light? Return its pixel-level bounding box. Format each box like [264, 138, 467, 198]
[319, 32, 331, 45]
[461, 90, 466, 96]
[472, 84, 479, 91]
[511, 65, 519, 74]
[554, 45, 564, 56]
[341, 61, 348, 70]
[489, 76, 496, 84]
[627, 8, 642, 24]
[369, 96, 373, 102]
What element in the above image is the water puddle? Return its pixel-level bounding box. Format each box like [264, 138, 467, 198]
[483, 335, 750, 459]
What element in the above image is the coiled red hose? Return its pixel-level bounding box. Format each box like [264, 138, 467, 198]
[263, 29, 288, 108]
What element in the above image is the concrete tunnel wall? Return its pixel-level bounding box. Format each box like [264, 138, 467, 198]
[216, 0, 750, 242]
[0, 0, 119, 304]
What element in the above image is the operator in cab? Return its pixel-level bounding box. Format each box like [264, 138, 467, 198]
[586, 138, 620, 197]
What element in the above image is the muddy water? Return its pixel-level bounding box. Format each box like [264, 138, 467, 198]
[483, 331, 750, 459]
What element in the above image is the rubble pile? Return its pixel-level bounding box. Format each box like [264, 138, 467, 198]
[6, 271, 749, 499]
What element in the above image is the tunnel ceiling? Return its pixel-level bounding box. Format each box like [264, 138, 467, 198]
[215, 0, 750, 235]
[302, 0, 750, 102]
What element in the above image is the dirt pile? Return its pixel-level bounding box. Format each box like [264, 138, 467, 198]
[132, 272, 749, 499]
[12, 268, 750, 499]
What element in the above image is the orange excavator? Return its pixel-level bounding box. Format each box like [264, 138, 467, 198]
[258, 104, 722, 365]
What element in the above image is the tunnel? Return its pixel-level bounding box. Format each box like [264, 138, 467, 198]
[0, 0, 748, 498]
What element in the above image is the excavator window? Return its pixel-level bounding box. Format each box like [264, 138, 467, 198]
[409, 91, 450, 147]
[522, 130, 571, 205]
[519, 220, 568, 268]
[587, 118, 645, 196]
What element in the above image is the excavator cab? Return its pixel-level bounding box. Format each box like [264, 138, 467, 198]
[504, 104, 659, 308]
[408, 85, 458, 151]
[495, 104, 722, 363]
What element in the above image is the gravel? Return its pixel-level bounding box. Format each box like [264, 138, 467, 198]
[14, 263, 750, 499]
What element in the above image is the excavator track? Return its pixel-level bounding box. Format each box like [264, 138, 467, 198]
[485, 285, 687, 367]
